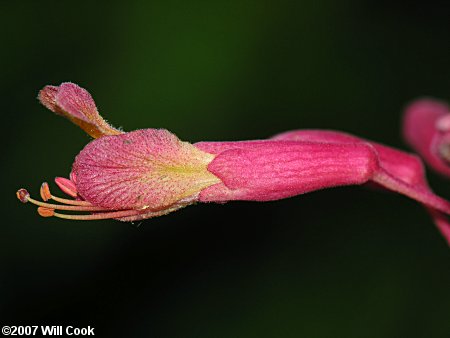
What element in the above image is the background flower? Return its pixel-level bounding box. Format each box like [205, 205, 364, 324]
[403, 98, 450, 177]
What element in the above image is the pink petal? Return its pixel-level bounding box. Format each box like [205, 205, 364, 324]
[74, 129, 220, 210]
[38, 85, 62, 114]
[55, 82, 99, 122]
[38, 82, 122, 139]
[55, 177, 78, 198]
[198, 141, 378, 202]
[270, 129, 429, 186]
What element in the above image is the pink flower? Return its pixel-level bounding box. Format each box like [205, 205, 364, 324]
[16, 83, 450, 246]
[403, 98, 450, 177]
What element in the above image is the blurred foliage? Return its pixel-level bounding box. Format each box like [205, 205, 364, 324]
[1, 0, 449, 337]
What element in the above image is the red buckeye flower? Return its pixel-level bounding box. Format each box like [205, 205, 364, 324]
[16, 83, 450, 246]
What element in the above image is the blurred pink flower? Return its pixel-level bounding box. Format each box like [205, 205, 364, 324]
[16, 83, 450, 246]
[403, 98, 450, 177]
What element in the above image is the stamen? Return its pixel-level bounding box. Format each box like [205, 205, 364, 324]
[17, 189, 29, 203]
[50, 195, 94, 206]
[16, 189, 110, 212]
[17, 186, 150, 221]
[38, 207, 55, 217]
[40, 182, 51, 201]
[18, 184, 185, 221]
[51, 209, 147, 221]
[40, 182, 94, 206]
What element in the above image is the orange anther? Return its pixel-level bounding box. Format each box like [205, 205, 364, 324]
[38, 207, 55, 217]
[40, 182, 51, 201]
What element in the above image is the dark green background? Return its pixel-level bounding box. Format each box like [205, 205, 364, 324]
[1, 1, 449, 337]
